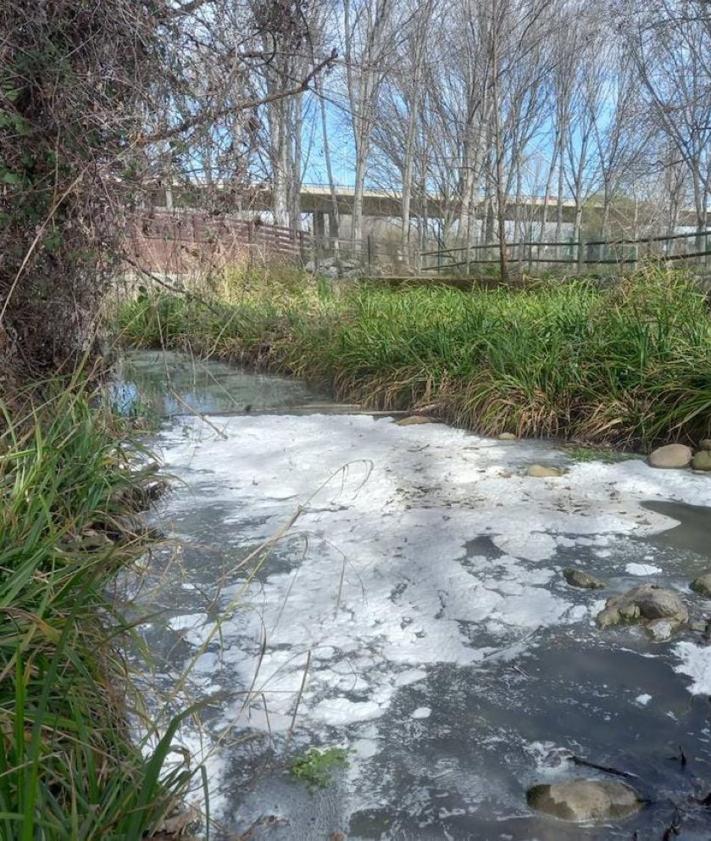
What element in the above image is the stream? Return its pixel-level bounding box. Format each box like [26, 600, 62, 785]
[117, 350, 711, 841]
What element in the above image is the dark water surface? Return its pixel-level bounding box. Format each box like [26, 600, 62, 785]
[122, 351, 711, 841]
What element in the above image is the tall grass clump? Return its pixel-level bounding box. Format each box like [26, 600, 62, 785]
[118, 266, 711, 449]
[0, 379, 193, 839]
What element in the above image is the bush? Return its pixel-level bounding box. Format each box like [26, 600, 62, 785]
[118, 267, 711, 448]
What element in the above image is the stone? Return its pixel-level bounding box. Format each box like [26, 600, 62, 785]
[497, 432, 517, 440]
[527, 464, 564, 478]
[647, 443, 693, 469]
[692, 450, 711, 471]
[690, 572, 711, 598]
[596, 583, 688, 630]
[527, 779, 642, 823]
[618, 602, 641, 621]
[699, 439, 711, 451]
[75, 528, 113, 551]
[647, 618, 680, 641]
[112, 478, 169, 513]
[397, 415, 437, 426]
[564, 568, 606, 590]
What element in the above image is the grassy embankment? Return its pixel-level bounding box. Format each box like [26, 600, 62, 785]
[118, 267, 711, 449]
[0, 378, 194, 839]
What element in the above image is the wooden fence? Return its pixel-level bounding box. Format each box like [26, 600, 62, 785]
[128, 208, 309, 274]
[420, 230, 711, 274]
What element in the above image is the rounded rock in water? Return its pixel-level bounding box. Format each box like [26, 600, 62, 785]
[527, 779, 642, 823]
[396, 415, 437, 426]
[526, 464, 564, 478]
[564, 567, 606, 590]
[691, 450, 711, 471]
[647, 443, 693, 469]
[690, 572, 711, 598]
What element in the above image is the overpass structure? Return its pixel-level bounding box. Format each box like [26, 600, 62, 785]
[158, 181, 590, 225]
[153, 182, 700, 230]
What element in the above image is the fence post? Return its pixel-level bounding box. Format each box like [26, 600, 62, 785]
[367, 234, 374, 275]
[247, 220, 254, 269]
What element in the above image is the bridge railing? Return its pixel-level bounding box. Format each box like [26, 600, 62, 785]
[420, 230, 711, 274]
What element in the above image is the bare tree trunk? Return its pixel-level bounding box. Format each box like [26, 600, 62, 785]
[554, 146, 565, 244]
[289, 94, 303, 233]
[316, 76, 340, 258]
[540, 134, 560, 242]
[490, 0, 508, 284]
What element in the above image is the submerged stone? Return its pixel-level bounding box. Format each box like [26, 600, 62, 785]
[691, 450, 711, 471]
[596, 584, 688, 631]
[690, 572, 711, 598]
[397, 415, 437, 426]
[564, 568, 606, 589]
[527, 464, 564, 478]
[647, 444, 693, 469]
[527, 779, 642, 823]
[497, 432, 517, 440]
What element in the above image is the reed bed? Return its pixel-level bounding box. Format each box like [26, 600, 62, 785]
[0, 379, 192, 840]
[118, 267, 711, 449]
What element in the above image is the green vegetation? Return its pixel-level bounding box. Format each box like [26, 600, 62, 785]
[562, 446, 639, 463]
[0, 380, 194, 839]
[119, 267, 711, 449]
[289, 746, 350, 790]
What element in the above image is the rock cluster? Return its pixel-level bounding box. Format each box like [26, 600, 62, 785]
[596, 583, 688, 640]
[648, 439, 711, 471]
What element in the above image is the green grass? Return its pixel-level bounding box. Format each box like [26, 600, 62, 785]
[289, 746, 349, 790]
[118, 266, 711, 449]
[562, 445, 640, 463]
[0, 378, 195, 840]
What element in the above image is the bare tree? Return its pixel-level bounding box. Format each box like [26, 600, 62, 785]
[0, 0, 336, 379]
[342, 0, 398, 248]
[622, 0, 711, 234]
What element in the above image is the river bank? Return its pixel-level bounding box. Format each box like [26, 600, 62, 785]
[117, 267, 711, 450]
[0, 381, 191, 839]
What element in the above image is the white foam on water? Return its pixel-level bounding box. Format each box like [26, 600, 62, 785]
[168, 612, 207, 632]
[411, 706, 432, 719]
[148, 412, 711, 818]
[674, 642, 711, 695]
[626, 562, 663, 576]
[635, 693, 652, 705]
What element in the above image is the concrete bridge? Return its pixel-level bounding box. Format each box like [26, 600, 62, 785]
[155, 182, 593, 225]
[150, 181, 700, 243]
